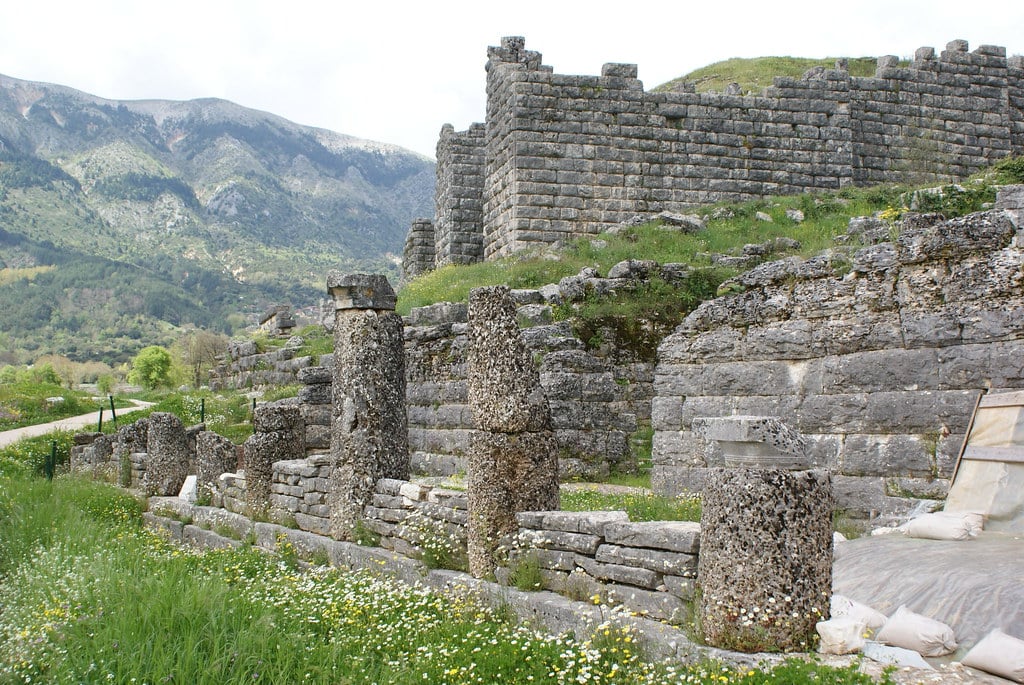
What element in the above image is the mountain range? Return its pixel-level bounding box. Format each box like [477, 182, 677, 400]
[0, 73, 435, 365]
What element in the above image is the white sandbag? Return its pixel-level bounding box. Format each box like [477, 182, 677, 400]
[817, 617, 867, 655]
[962, 629, 1024, 683]
[901, 511, 984, 541]
[875, 605, 958, 657]
[831, 593, 888, 631]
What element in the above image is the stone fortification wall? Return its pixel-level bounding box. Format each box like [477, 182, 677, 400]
[416, 37, 1023, 270]
[652, 188, 1024, 519]
[435, 123, 486, 266]
[404, 289, 653, 481]
[401, 218, 436, 282]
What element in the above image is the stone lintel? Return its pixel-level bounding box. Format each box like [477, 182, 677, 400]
[327, 272, 396, 311]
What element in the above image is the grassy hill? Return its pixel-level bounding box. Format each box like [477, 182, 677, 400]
[654, 56, 886, 94]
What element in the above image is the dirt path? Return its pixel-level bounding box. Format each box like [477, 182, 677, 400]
[0, 400, 154, 447]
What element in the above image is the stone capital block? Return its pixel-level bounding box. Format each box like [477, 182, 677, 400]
[326, 272, 396, 311]
[698, 467, 833, 652]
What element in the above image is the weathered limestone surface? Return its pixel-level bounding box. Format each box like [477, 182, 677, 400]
[143, 412, 190, 496]
[466, 286, 559, 577]
[698, 468, 833, 652]
[210, 336, 314, 390]
[654, 195, 1024, 518]
[328, 273, 408, 541]
[417, 37, 1022, 269]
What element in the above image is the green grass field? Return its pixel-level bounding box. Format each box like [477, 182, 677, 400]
[0, 476, 891, 684]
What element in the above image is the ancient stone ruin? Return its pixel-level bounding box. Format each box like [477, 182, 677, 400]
[405, 37, 1023, 276]
[326, 272, 408, 540]
[142, 412, 190, 496]
[243, 405, 305, 519]
[466, 285, 559, 576]
[695, 417, 833, 652]
[654, 187, 1024, 519]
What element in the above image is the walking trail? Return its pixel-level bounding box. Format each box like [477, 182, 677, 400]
[0, 400, 154, 448]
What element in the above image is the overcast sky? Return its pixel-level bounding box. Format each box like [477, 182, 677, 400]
[2, 0, 1022, 159]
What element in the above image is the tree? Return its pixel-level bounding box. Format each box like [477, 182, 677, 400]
[127, 346, 173, 390]
[176, 329, 228, 388]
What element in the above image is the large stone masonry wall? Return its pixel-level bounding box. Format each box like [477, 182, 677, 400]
[423, 37, 1023, 268]
[404, 292, 653, 481]
[652, 190, 1024, 519]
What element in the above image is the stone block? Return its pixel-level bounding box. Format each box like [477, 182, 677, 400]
[693, 415, 810, 469]
[297, 366, 332, 385]
[603, 521, 701, 553]
[663, 575, 696, 600]
[327, 272, 397, 311]
[516, 510, 627, 535]
[605, 583, 691, 624]
[519, 528, 601, 555]
[595, 544, 697, 577]
[574, 555, 661, 589]
[298, 383, 332, 405]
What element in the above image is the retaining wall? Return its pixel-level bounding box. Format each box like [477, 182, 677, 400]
[652, 188, 1024, 519]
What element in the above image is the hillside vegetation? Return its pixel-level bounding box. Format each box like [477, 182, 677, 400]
[0, 73, 434, 364]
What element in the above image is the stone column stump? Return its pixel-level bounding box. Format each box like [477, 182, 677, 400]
[697, 467, 833, 652]
[143, 412, 190, 496]
[467, 285, 559, 577]
[327, 273, 408, 540]
[243, 404, 304, 519]
[196, 431, 239, 505]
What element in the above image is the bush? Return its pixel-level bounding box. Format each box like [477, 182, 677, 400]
[127, 345, 173, 390]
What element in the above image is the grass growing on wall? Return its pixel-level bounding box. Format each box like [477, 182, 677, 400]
[0, 476, 889, 684]
[561, 487, 703, 523]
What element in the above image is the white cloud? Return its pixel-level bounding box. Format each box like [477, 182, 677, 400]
[2, 0, 1022, 158]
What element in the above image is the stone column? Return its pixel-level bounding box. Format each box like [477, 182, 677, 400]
[113, 418, 148, 487]
[243, 404, 304, 520]
[142, 412, 190, 496]
[327, 273, 408, 541]
[467, 285, 559, 577]
[697, 467, 833, 652]
[196, 431, 238, 505]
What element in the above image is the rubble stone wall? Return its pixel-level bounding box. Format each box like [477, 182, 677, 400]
[653, 194, 1024, 518]
[422, 37, 1023, 267]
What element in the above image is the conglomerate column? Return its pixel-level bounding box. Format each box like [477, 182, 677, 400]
[697, 466, 833, 652]
[327, 273, 408, 541]
[466, 285, 559, 577]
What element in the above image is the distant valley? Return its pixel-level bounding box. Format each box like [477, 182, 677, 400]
[0, 74, 434, 364]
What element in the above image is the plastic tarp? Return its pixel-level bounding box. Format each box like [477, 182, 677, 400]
[945, 391, 1024, 532]
[832, 533, 1024, 658]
